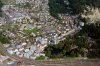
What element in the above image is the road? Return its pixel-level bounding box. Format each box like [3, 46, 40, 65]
[0, 44, 100, 66]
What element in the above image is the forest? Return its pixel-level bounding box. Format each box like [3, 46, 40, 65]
[48, 0, 100, 19]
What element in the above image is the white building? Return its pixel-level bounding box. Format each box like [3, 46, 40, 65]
[23, 45, 36, 58]
[79, 22, 85, 26]
[22, 43, 27, 46]
[7, 48, 18, 54]
[36, 37, 48, 44]
[24, 48, 30, 52]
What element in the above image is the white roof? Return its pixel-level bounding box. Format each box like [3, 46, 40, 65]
[22, 43, 27, 46]
[24, 49, 30, 52]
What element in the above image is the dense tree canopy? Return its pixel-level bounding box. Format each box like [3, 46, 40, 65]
[48, 0, 100, 19]
[80, 23, 100, 58]
[48, 0, 68, 19]
[0, 0, 4, 17]
[0, 0, 3, 12]
[0, 31, 11, 44]
[44, 36, 89, 58]
[82, 23, 100, 39]
[68, 0, 100, 14]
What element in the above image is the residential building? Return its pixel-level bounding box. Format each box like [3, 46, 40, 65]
[3, 7, 26, 22]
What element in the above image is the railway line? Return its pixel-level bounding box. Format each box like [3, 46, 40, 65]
[0, 44, 100, 66]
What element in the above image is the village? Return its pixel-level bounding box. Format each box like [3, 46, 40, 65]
[0, 0, 84, 62]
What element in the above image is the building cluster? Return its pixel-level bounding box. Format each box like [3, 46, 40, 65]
[0, 0, 84, 61]
[7, 42, 45, 59]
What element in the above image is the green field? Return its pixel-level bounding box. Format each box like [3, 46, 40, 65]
[35, 55, 45, 60]
[23, 28, 40, 33]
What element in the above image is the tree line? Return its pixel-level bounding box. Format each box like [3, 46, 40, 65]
[0, 0, 4, 17]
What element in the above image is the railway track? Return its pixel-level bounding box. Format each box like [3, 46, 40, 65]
[0, 44, 100, 66]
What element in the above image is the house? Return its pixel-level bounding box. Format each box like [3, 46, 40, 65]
[21, 43, 27, 46]
[7, 49, 13, 54]
[15, 44, 22, 49]
[7, 48, 18, 54]
[24, 48, 30, 52]
[19, 24, 27, 31]
[79, 22, 85, 26]
[18, 53, 23, 57]
[16, 51, 20, 55]
[23, 52, 30, 58]
[49, 34, 59, 44]
[24, 24, 36, 30]
[36, 37, 48, 44]
[19, 48, 24, 51]
[23, 45, 36, 58]
[37, 44, 47, 53]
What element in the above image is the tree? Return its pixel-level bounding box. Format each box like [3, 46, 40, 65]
[35, 55, 45, 60]
[44, 35, 89, 58]
[48, 0, 68, 19]
[82, 23, 100, 58]
[0, 32, 11, 44]
[0, 0, 4, 17]
[68, 0, 87, 14]
[0, 0, 3, 12]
